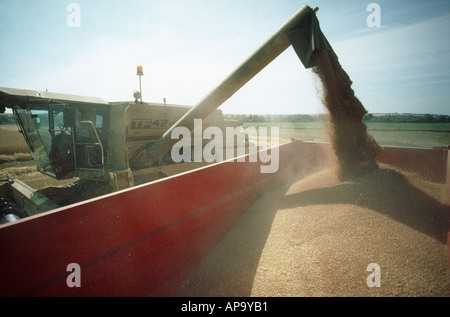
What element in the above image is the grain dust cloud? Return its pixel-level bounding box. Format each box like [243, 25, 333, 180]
[310, 49, 381, 180]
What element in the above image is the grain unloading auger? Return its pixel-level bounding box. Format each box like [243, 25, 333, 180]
[142, 5, 333, 167]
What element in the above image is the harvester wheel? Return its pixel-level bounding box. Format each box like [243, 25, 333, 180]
[0, 195, 28, 224]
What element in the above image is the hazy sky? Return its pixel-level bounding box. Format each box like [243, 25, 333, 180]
[0, 0, 449, 115]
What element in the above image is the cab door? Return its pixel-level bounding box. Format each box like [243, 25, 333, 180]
[73, 120, 106, 181]
[13, 107, 54, 175]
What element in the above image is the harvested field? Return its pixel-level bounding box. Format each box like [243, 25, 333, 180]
[0, 125, 28, 154]
[177, 165, 450, 297]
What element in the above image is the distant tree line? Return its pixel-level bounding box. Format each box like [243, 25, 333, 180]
[362, 113, 450, 123]
[3, 111, 448, 126]
[225, 113, 450, 124]
[224, 114, 318, 123]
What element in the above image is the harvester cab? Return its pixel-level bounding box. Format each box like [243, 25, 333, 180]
[0, 88, 109, 181]
[0, 87, 242, 193]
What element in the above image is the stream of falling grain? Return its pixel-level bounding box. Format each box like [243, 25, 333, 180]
[311, 49, 381, 180]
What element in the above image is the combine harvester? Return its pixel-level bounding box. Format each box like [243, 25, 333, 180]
[0, 5, 448, 296]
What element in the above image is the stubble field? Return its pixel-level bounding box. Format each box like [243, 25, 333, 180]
[243, 121, 450, 148]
